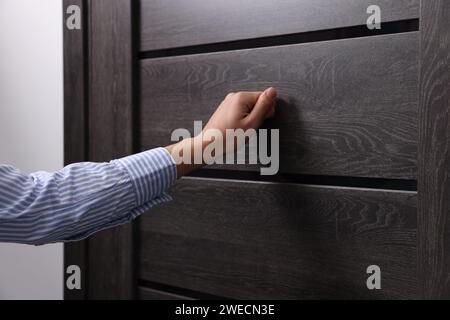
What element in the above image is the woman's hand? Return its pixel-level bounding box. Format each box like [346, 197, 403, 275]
[203, 87, 277, 135]
[165, 88, 277, 177]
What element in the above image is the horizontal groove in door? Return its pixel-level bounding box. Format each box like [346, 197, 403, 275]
[138, 280, 224, 300]
[139, 19, 419, 59]
[189, 169, 418, 192]
[139, 178, 418, 299]
[140, 0, 419, 51]
[138, 286, 195, 300]
[140, 32, 419, 179]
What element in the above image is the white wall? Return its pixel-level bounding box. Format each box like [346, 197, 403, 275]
[0, 0, 64, 299]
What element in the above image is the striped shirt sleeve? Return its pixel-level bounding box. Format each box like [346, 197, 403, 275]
[0, 147, 177, 245]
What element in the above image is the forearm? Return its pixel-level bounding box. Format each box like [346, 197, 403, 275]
[0, 148, 176, 245]
[165, 136, 208, 178]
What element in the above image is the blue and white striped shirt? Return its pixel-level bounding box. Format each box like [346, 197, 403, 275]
[0, 148, 177, 245]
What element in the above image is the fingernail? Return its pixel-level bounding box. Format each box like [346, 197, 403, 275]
[265, 87, 277, 99]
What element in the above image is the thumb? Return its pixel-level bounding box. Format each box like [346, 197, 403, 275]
[245, 87, 277, 129]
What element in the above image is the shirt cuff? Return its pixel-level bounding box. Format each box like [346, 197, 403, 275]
[111, 147, 177, 207]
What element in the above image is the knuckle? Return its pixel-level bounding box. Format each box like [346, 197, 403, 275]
[234, 92, 245, 101]
[225, 92, 235, 99]
[262, 93, 272, 103]
[241, 119, 253, 131]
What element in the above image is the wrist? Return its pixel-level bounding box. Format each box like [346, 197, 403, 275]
[165, 136, 206, 178]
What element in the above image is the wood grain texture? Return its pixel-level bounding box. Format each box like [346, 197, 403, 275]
[64, 0, 86, 165]
[86, 0, 136, 299]
[140, 0, 419, 51]
[140, 33, 419, 179]
[418, 0, 450, 299]
[63, 0, 88, 300]
[139, 177, 418, 299]
[138, 287, 194, 300]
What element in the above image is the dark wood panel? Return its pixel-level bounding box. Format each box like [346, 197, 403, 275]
[138, 287, 194, 300]
[139, 178, 418, 299]
[140, 0, 419, 51]
[63, 0, 86, 165]
[418, 0, 450, 299]
[86, 0, 136, 299]
[63, 0, 88, 300]
[140, 33, 419, 179]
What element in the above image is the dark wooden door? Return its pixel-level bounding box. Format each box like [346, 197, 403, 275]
[63, 0, 450, 299]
